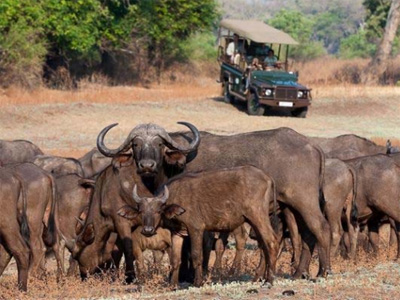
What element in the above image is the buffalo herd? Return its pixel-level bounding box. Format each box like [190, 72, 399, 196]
[0, 123, 399, 291]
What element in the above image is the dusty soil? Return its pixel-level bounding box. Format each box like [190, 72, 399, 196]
[0, 83, 400, 299]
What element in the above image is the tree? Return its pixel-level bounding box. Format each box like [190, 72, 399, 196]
[268, 9, 326, 60]
[362, 0, 400, 84]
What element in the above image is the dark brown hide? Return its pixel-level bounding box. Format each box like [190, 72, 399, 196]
[170, 128, 328, 278]
[32, 155, 84, 177]
[345, 154, 400, 258]
[0, 139, 43, 164]
[0, 168, 30, 291]
[54, 174, 95, 276]
[310, 134, 387, 160]
[0, 163, 61, 278]
[124, 166, 279, 287]
[78, 148, 112, 178]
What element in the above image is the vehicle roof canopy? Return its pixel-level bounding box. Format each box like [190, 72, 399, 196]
[220, 19, 298, 45]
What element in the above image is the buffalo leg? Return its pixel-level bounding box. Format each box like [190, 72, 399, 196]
[0, 243, 12, 276]
[230, 225, 248, 275]
[246, 218, 278, 283]
[187, 228, 205, 287]
[132, 246, 144, 280]
[368, 220, 380, 256]
[388, 219, 400, 259]
[345, 205, 359, 260]
[283, 207, 302, 271]
[115, 223, 136, 283]
[29, 223, 46, 277]
[214, 232, 228, 277]
[2, 229, 30, 291]
[202, 231, 214, 276]
[292, 203, 331, 278]
[170, 234, 184, 286]
[66, 256, 78, 277]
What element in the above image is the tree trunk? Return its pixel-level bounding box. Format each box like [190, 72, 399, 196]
[362, 0, 400, 84]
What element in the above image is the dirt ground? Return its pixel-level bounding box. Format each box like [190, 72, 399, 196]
[0, 82, 400, 299]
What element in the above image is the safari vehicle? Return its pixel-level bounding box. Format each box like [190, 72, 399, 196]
[217, 19, 311, 117]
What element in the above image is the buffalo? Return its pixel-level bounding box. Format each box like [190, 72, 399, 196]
[0, 168, 30, 291]
[0, 163, 61, 278]
[78, 148, 112, 178]
[31, 155, 84, 177]
[345, 154, 400, 259]
[0, 139, 43, 165]
[53, 174, 96, 276]
[310, 134, 389, 160]
[96, 125, 328, 279]
[118, 166, 279, 286]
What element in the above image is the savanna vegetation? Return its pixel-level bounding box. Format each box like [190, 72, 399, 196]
[1, 0, 400, 89]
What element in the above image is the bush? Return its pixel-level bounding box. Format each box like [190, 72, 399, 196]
[179, 32, 218, 62]
[339, 30, 376, 59]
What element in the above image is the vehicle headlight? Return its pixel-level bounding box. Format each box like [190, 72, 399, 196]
[265, 89, 272, 96]
[297, 91, 304, 98]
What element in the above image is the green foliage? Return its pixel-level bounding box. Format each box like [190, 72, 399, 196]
[134, 0, 219, 64]
[0, 0, 47, 86]
[179, 32, 217, 61]
[339, 30, 376, 58]
[268, 9, 326, 60]
[363, 0, 391, 40]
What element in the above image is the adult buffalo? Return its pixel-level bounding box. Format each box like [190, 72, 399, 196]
[310, 134, 390, 160]
[53, 174, 96, 276]
[344, 154, 400, 259]
[96, 125, 328, 279]
[0, 168, 30, 291]
[0, 163, 61, 278]
[96, 122, 200, 192]
[169, 128, 328, 278]
[78, 148, 113, 178]
[32, 155, 84, 177]
[0, 139, 43, 165]
[72, 156, 151, 282]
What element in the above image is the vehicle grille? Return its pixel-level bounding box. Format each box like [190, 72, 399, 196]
[275, 88, 297, 100]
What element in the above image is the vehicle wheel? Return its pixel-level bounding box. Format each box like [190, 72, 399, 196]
[223, 82, 234, 103]
[247, 93, 265, 116]
[291, 107, 308, 118]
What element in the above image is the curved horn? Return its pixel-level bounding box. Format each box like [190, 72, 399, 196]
[158, 122, 200, 154]
[132, 185, 144, 204]
[157, 186, 169, 204]
[97, 123, 134, 157]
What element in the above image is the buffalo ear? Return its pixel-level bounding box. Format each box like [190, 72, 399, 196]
[112, 154, 133, 169]
[164, 204, 185, 219]
[117, 205, 139, 220]
[82, 223, 95, 245]
[164, 150, 186, 168]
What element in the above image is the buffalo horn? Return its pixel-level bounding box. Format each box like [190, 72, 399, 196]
[97, 123, 136, 157]
[158, 122, 200, 154]
[157, 186, 169, 204]
[132, 185, 144, 204]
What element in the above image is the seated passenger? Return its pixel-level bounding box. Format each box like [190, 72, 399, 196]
[226, 34, 239, 64]
[264, 49, 278, 68]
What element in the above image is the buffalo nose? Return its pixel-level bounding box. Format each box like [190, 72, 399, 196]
[141, 226, 155, 236]
[138, 160, 156, 170]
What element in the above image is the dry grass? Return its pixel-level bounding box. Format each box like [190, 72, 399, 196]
[1, 232, 400, 299]
[0, 58, 399, 298]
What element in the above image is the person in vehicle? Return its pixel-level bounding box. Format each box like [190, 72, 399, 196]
[226, 34, 239, 64]
[244, 58, 262, 94]
[264, 49, 278, 68]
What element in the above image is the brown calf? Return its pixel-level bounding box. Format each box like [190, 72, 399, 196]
[118, 166, 279, 287]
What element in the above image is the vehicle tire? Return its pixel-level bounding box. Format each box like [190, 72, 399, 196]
[291, 107, 308, 118]
[247, 93, 265, 116]
[223, 82, 234, 103]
